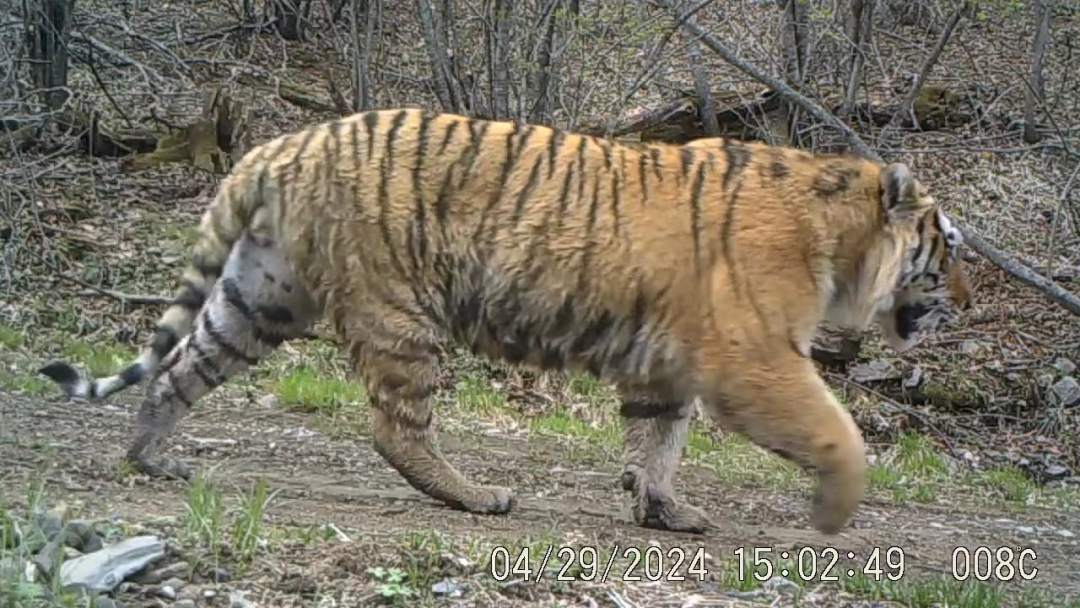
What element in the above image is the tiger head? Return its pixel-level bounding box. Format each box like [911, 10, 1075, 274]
[871, 163, 972, 352]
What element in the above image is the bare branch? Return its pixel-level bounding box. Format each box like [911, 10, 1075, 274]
[887, 1, 971, 130]
[1024, 0, 1053, 144]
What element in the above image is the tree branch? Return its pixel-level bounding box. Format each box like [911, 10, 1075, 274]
[887, 1, 971, 130]
[646, 0, 1080, 318]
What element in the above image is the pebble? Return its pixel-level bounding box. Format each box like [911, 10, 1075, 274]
[1051, 377, 1079, 406]
[162, 577, 187, 592]
[1053, 358, 1076, 375]
[157, 585, 177, 600]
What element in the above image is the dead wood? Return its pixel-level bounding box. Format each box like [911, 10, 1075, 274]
[124, 89, 248, 174]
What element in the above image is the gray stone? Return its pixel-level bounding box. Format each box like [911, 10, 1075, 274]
[1053, 358, 1077, 375]
[59, 535, 165, 593]
[1051, 377, 1079, 406]
[133, 561, 192, 585]
[849, 359, 899, 383]
[431, 579, 465, 598]
[162, 577, 186, 592]
[208, 566, 231, 583]
[157, 584, 177, 600]
[175, 601, 197, 608]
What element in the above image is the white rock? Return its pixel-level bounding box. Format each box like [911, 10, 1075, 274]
[59, 536, 164, 593]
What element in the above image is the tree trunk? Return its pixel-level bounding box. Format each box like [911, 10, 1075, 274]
[272, 0, 313, 41]
[487, 0, 513, 119]
[842, 0, 874, 117]
[26, 0, 76, 112]
[417, 0, 463, 112]
[1024, 0, 1052, 144]
[529, 0, 561, 124]
[778, 0, 809, 145]
[350, 0, 376, 111]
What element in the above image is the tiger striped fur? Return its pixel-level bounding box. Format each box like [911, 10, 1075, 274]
[41, 109, 972, 534]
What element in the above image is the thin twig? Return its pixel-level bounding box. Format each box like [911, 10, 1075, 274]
[53, 273, 171, 306]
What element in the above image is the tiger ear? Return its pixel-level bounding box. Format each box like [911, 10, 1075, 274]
[880, 163, 929, 223]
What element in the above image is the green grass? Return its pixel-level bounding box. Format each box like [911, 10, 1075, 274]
[687, 428, 801, 490]
[566, 372, 617, 403]
[232, 479, 275, 567]
[273, 365, 366, 414]
[184, 473, 225, 560]
[0, 323, 25, 350]
[59, 340, 135, 377]
[529, 408, 620, 446]
[869, 432, 950, 503]
[454, 374, 507, 415]
[976, 466, 1035, 505]
[0, 368, 51, 396]
[841, 573, 1007, 608]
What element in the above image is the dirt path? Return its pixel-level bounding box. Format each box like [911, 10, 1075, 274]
[3, 387, 1077, 607]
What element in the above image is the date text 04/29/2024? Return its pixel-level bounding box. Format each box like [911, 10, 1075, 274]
[489, 545, 1040, 585]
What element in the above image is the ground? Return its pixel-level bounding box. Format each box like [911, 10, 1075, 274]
[2, 1, 1080, 606]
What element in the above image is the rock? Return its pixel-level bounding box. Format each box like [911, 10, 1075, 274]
[1037, 372, 1055, 387]
[59, 535, 165, 593]
[440, 552, 473, 573]
[229, 590, 255, 608]
[33, 537, 64, 578]
[1053, 358, 1076, 375]
[162, 577, 186, 592]
[83, 534, 105, 553]
[431, 579, 465, 598]
[59, 521, 95, 551]
[133, 561, 192, 585]
[175, 601, 197, 608]
[849, 360, 899, 383]
[158, 584, 177, 600]
[903, 366, 924, 389]
[763, 576, 799, 596]
[33, 508, 65, 542]
[1017, 525, 1035, 534]
[959, 340, 980, 355]
[1060, 529, 1075, 538]
[203, 589, 217, 599]
[1051, 377, 1079, 406]
[1044, 464, 1071, 480]
[208, 566, 231, 583]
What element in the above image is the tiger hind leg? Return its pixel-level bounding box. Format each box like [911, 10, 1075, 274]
[702, 354, 866, 534]
[349, 320, 513, 514]
[127, 234, 316, 479]
[619, 392, 710, 533]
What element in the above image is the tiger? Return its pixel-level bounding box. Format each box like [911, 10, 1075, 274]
[40, 109, 972, 535]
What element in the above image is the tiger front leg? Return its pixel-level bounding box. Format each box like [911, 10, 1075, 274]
[619, 396, 710, 533]
[361, 344, 514, 514]
[702, 355, 866, 534]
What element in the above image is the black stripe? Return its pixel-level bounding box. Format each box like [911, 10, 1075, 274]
[173, 281, 206, 311]
[279, 126, 321, 240]
[610, 169, 622, 236]
[721, 139, 750, 191]
[512, 155, 544, 226]
[119, 363, 144, 386]
[680, 148, 694, 179]
[378, 112, 410, 273]
[720, 140, 749, 296]
[412, 113, 433, 270]
[437, 119, 460, 155]
[909, 214, 928, 266]
[457, 120, 490, 187]
[925, 233, 940, 271]
[349, 119, 361, 168]
[253, 326, 289, 347]
[188, 336, 222, 379]
[434, 168, 456, 234]
[150, 326, 180, 359]
[575, 137, 588, 200]
[363, 111, 379, 160]
[599, 138, 612, 170]
[546, 129, 563, 178]
[577, 174, 601, 289]
[571, 310, 614, 356]
[475, 123, 522, 241]
[620, 400, 684, 420]
[192, 359, 220, 390]
[555, 160, 574, 223]
[690, 162, 706, 274]
[325, 119, 343, 208]
[221, 279, 254, 320]
[166, 371, 193, 408]
[202, 312, 258, 365]
[650, 147, 662, 180]
[638, 151, 648, 206]
[256, 304, 295, 324]
[384, 110, 409, 172]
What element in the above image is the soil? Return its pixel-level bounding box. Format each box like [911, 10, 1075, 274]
[3, 387, 1077, 606]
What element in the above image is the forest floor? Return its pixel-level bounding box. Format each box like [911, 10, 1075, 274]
[3, 1, 1080, 606]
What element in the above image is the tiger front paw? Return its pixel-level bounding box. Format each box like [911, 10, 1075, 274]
[459, 485, 515, 514]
